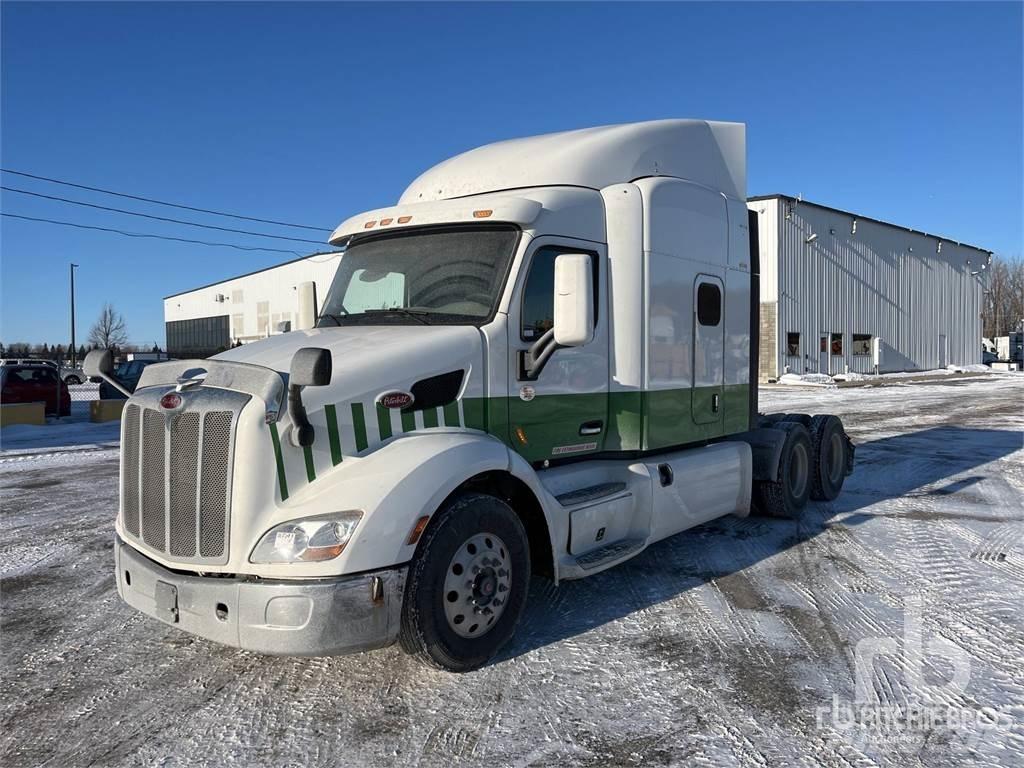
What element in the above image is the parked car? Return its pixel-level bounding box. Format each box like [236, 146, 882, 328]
[0, 364, 71, 416]
[99, 359, 159, 399]
[59, 366, 87, 385]
[1, 358, 58, 370]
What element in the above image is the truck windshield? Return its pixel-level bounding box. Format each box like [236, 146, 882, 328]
[318, 226, 518, 326]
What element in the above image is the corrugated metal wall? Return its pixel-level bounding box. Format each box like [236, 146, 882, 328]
[749, 198, 986, 377]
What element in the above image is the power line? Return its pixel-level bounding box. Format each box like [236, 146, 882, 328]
[1, 212, 306, 256]
[1, 185, 328, 246]
[0, 168, 332, 232]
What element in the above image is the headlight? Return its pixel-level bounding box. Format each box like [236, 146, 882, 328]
[250, 511, 363, 563]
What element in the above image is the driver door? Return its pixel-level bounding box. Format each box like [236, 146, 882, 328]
[506, 240, 608, 463]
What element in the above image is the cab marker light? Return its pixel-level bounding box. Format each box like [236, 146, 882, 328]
[364, 220, 376, 229]
[406, 515, 430, 545]
[473, 209, 493, 218]
[397, 215, 412, 224]
[379, 218, 394, 226]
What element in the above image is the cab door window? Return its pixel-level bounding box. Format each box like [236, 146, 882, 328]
[519, 246, 598, 341]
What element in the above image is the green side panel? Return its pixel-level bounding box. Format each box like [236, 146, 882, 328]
[400, 409, 416, 433]
[351, 403, 368, 453]
[324, 404, 343, 465]
[722, 384, 751, 434]
[645, 384, 750, 450]
[302, 444, 316, 483]
[422, 407, 439, 428]
[606, 391, 644, 451]
[691, 385, 721, 426]
[376, 403, 393, 441]
[506, 392, 608, 463]
[462, 398, 486, 430]
[442, 401, 461, 427]
[269, 422, 289, 501]
[486, 397, 509, 445]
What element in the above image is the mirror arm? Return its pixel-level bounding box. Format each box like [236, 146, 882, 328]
[522, 329, 562, 381]
[288, 384, 315, 447]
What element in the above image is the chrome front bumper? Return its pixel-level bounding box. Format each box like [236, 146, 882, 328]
[115, 537, 406, 656]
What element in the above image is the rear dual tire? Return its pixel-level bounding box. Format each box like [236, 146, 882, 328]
[756, 422, 812, 519]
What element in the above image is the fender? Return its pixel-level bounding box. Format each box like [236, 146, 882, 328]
[272, 429, 560, 577]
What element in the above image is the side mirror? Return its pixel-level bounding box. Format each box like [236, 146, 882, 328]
[83, 349, 114, 379]
[553, 253, 594, 347]
[287, 347, 332, 447]
[84, 349, 132, 398]
[296, 281, 318, 331]
[290, 347, 332, 387]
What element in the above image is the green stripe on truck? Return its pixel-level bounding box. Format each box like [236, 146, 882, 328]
[324, 403, 343, 465]
[269, 422, 289, 501]
[351, 402, 368, 453]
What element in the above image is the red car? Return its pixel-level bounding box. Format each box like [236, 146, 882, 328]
[0, 364, 71, 417]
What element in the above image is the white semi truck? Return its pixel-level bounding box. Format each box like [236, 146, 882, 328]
[87, 120, 854, 671]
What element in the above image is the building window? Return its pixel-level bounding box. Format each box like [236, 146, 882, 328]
[786, 332, 800, 357]
[232, 289, 244, 304]
[852, 334, 872, 356]
[696, 282, 722, 326]
[830, 333, 843, 356]
[166, 315, 230, 358]
[256, 301, 270, 336]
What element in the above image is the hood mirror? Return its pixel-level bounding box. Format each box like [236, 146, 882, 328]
[288, 347, 332, 447]
[83, 349, 132, 397]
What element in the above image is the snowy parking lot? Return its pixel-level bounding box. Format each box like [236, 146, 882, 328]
[1, 376, 1022, 767]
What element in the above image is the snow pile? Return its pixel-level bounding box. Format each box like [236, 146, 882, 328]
[777, 372, 836, 387]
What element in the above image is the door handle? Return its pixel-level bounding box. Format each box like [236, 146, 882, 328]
[579, 420, 603, 436]
[712, 394, 720, 413]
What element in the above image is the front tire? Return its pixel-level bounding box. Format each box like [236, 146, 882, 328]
[399, 492, 530, 672]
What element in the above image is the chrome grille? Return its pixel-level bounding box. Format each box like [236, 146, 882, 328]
[141, 409, 166, 550]
[169, 412, 201, 557]
[120, 387, 248, 566]
[122, 405, 141, 537]
[199, 412, 232, 557]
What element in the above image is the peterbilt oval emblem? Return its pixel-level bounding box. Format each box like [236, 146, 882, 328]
[377, 391, 414, 409]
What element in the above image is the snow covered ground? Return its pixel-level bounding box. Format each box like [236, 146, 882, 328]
[1, 376, 1023, 767]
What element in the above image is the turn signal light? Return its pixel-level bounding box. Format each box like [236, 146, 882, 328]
[406, 515, 431, 545]
[473, 209, 493, 218]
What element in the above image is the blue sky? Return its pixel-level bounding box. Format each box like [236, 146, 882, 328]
[2, 1, 1021, 347]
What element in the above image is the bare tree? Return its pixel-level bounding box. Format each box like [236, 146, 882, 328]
[982, 256, 1024, 338]
[88, 303, 129, 349]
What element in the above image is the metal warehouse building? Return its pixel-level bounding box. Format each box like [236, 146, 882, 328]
[747, 195, 991, 381]
[163, 252, 341, 358]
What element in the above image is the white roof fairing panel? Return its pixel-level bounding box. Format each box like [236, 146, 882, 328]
[400, 119, 746, 204]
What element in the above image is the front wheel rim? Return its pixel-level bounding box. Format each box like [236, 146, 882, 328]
[442, 532, 512, 638]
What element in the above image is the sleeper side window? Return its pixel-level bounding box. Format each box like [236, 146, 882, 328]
[696, 282, 721, 326]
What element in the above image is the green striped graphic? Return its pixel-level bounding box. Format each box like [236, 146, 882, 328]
[442, 401, 460, 427]
[422, 407, 439, 428]
[400, 409, 416, 433]
[376, 403, 393, 441]
[269, 422, 289, 501]
[351, 403, 368, 453]
[462, 398, 486, 430]
[302, 444, 316, 483]
[324, 403, 343, 466]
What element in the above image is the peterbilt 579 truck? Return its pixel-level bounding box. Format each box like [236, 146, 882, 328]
[87, 120, 853, 672]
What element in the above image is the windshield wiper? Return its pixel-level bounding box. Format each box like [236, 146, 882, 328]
[319, 304, 349, 326]
[362, 308, 433, 325]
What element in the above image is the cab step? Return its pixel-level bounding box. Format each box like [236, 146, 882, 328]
[575, 538, 645, 570]
[555, 481, 627, 507]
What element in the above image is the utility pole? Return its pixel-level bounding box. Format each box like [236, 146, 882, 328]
[70, 263, 79, 367]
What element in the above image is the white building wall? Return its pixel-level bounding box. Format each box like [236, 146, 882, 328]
[748, 198, 987, 378]
[164, 252, 343, 344]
